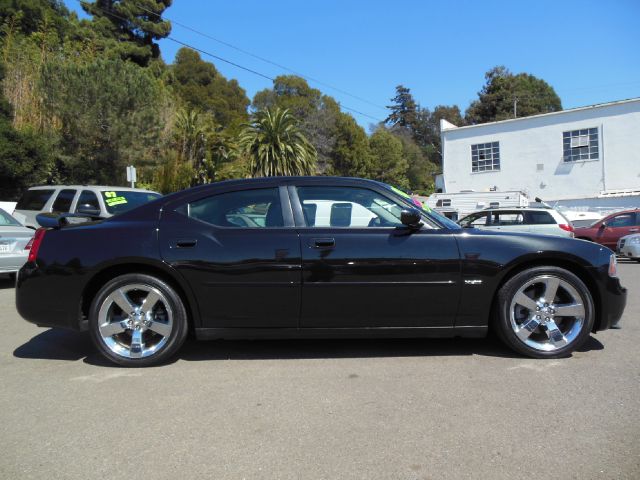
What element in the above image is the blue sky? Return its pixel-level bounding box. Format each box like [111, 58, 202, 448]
[64, 0, 640, 128]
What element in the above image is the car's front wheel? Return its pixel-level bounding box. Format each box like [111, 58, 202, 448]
[89, 274, 188, 367]
[496, 266, 594, 358]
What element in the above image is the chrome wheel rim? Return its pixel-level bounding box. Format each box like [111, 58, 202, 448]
[509, 275, 586, 352]
[97, 283, 173, 359]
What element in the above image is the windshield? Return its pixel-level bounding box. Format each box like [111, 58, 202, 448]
[0, 208, 22, 226]
[101, 190, 161, 215]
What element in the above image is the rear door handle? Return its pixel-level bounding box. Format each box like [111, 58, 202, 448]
[630, 228, 639, 232]
[312, 238, 335, 248]
[174, 239, 198, 248]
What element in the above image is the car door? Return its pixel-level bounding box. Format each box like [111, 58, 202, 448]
[292, 182, 461, 329]
[159, 185, 301, 328]
[598, 212, 638, 249]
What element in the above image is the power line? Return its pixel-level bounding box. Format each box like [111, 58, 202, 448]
[75, 0, 384, 122]
[130, 1, 389, 111]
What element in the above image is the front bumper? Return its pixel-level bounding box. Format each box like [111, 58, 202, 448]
[596, 274, 627, 330]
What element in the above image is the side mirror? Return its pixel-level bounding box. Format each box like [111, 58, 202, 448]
[400, 208, 422, 229]
[76, 204, 101, 217]
[599, 222, 607, 230]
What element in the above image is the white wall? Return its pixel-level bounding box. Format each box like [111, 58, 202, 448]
[441, 99, 640, 200]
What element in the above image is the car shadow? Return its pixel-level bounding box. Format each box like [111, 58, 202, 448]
[0, 276, 15, 289]
[13, 328, 605, 367]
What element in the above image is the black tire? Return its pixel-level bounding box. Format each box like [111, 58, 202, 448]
[89, 273, 188, 367]
[495, 266, 594, 359]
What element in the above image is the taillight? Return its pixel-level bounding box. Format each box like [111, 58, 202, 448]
[27, 228, 46, 263]
[559, 223, 574, 233]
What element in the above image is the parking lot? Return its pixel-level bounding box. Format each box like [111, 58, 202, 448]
[0, 261, 638, 479]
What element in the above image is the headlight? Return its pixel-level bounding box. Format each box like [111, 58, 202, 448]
[627, 236, 640, 245]
[608, 254, 618, 277]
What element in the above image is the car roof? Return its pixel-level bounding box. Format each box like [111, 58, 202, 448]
[27, 185, 159, 194]
[604, 208, 640, 218]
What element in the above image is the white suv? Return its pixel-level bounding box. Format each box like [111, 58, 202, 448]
[13, 185, 161, 229]
[458, 207, 574, 237]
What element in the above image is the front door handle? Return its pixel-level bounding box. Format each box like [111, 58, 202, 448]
[313, 238, 335, 249]
[630, 228, 639, 232]
[174, 239, 198, 248]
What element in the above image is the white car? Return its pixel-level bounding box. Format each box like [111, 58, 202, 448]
[458, 207, 574, 237]
[0, 208, 34, 278]
[617, 233, 640, 262]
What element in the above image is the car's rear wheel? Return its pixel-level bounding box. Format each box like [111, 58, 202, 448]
[496, 266, 594, 358]
[89, 274, 188, 367]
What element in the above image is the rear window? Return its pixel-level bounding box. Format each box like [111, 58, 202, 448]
[101, 190, 161, 215]
[0, 209, 21, 226]
[15, 189, 55, 210]
[526, 211, 556, 225]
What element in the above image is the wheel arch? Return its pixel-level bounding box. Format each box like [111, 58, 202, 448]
[80, 260, 200, 331]
[488, 257, 602, 332]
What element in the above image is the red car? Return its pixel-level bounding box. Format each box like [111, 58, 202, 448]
[574, 208, 640, 249]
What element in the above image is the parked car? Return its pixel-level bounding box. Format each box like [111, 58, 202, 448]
[574, 209, 640, 250]
[12, 185, 161, 229]
[0, 208, 34, 278]
[617, 233, 640, 262]
[458, 207, 574, 237]
[16, 177, 626, 367]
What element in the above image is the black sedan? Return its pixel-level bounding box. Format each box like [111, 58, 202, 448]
[16, 177, 626, 367]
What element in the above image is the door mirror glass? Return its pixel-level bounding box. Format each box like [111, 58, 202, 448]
[400, 208, 422, 228]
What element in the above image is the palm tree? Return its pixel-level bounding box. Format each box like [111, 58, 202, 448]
[239, 107, 317, 177]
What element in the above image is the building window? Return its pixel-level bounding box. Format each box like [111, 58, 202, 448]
[563, 128, 598, 162]
[471, 142, 500, 172]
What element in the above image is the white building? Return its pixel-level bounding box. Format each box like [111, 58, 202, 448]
[440, 98, 640, 204]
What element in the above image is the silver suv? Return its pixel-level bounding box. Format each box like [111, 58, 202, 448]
[13, 185, 161, 229]
[458, 207, 574, 237]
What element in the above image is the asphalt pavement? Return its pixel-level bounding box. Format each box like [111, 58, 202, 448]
[1, 261, 639, 479]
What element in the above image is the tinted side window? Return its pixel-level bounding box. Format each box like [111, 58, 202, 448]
[609, 213, 634, 228]
[76, 190, 100, 211]
[188, 188, 283, 228]
[296, 186, 404, 228]
[51, 189, 77, 213]
[525, 211, 556, 225]
[489, 211, 524, 225]
[16, 189, 55, 210]
[460, 212, 487, 227]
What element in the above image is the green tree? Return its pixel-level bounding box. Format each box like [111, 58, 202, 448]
[0, 0, 71, 40]
[80, 0, 172, 66]
[40, 56, 170, 184]
[369, 128, 408, 188]
[385, 85, 418, 129]
[253, 75, 339, 173]
[465, 66, 562, 124]
[170, 47, 249, 128]
[392, 130, 437, 194]
[239, 107, 316, 177]
[0, 63, 54, 199]
[329, 112, 372, 178]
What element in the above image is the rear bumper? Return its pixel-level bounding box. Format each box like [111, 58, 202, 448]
[16, 263, 82, 330]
